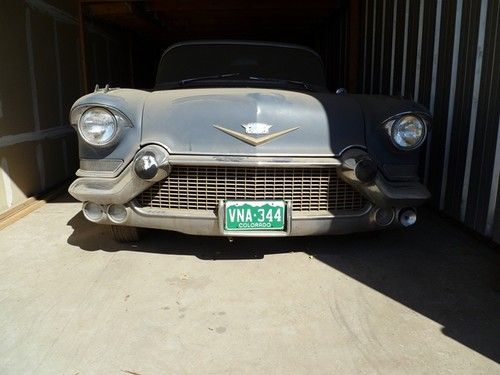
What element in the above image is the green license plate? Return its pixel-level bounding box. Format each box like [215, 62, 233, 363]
[225, 200, 286, 231]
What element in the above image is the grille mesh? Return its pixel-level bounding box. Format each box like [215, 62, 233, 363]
[137, 166, 367, 212]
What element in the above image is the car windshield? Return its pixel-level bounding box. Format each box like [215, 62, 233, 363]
[155, 43, 326, 90]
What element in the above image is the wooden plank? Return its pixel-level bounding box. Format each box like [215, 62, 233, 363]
[0, 184, 70, 231]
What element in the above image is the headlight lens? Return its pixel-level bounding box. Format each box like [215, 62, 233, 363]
[391, 115, 426, 149]
[78, 108, 118, 146]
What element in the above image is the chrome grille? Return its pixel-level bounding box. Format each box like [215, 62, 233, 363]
[137, 166, 367, 212]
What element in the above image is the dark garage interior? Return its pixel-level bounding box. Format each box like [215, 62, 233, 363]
[0, 0, 499, 372]
[82, 1, 352, 92]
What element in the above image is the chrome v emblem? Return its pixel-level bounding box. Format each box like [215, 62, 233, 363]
[213, 125, 299, 146]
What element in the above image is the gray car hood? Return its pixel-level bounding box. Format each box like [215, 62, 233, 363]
[141, 88, 365, 156]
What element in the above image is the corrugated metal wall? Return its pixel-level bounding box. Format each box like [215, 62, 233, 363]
[358, 0, 500, 243]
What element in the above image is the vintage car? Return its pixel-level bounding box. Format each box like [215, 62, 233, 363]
[68, 40, 431, 242]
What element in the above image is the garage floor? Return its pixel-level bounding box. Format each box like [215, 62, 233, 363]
[0, 194, 499, 374]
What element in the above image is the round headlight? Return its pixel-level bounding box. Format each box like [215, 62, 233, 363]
[391, 115, 426, 149]
[78, 108, 117, 146]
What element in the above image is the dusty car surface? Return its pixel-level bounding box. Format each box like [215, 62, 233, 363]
[69, 40, 431, 241]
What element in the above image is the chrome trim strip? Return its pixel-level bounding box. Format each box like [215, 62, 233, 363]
[142, 141, 342, 158]
[167, 155, 341, 168]
[131, 202, 216, 219]
[292, 204, 372, 219]
[132, 200, 370, 221]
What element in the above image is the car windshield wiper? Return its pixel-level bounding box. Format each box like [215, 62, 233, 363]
[247, 76, 311, 90]
[179, 73, 241, 85]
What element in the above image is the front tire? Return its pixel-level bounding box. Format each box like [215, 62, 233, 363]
[110, 225, 140, 242]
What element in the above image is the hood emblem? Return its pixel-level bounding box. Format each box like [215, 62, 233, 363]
[242, 122, 272, 135]
[213, 124, 299, 146]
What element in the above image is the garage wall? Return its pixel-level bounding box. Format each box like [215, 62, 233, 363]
[0, 0, 134, 216]
[358, 0, 500, 243]
[0, 0, 81, 214]
[85, 23, 133, 89]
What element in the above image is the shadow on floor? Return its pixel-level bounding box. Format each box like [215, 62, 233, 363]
[66, 208, 500, 363]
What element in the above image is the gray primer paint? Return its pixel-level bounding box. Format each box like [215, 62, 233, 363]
[141, 88, 362, 156]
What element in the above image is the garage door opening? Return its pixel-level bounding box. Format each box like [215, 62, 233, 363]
[81, 0, 354, 92]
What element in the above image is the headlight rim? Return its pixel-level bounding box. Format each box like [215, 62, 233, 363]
[78, 107, 119, 147]
[385, 113, 428, 151]
[71, 104, 133, 147]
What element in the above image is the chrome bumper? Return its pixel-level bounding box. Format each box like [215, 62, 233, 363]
[85, 200, 406, 236]
[69, 147, 430, 236]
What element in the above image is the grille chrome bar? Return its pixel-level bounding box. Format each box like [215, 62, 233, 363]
[136, 166, 367, 212]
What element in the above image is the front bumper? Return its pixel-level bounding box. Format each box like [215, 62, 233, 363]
[79, 200, 405, 236]
[69, 147, 430, 236]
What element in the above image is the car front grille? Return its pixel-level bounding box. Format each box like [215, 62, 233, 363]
[136, 166, 367, 212]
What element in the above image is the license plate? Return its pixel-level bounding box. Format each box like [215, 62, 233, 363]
[225, 200, 286, 231]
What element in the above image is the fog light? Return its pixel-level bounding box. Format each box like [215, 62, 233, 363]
[82, 202, 105, 222]
[107, 204, 127, 223]
[355, 158, 377, 183]
[399, 208, 417, 227]
[374, 208, 395, 226]
[134, 151, 158, 180]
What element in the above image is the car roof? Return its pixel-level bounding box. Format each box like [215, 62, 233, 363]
[161, 40, 322, 59]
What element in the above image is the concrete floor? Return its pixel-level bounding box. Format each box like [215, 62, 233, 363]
[0, 194, 499, 374]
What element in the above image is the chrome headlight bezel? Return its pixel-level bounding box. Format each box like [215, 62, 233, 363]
[70, 105, 133, 147]
[78, 107, 117, 146]
[383, 113, 428, 150]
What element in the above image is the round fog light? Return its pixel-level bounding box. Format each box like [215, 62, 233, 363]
[399, 208, 417, 227]
[375, 208, 395, 226]
[107, 204, 128, 223]
[83, 202, 105, 222]
[355, 158, 378, 183]
[134, 151, 158, 180]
